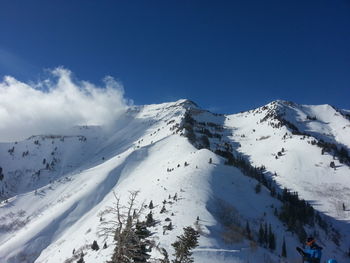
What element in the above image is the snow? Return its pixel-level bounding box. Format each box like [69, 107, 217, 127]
[0, 99, 349, 263]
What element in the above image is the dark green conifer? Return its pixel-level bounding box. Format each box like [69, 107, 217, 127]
[172, 226, 199, 263]
[282, 237, 287, 257]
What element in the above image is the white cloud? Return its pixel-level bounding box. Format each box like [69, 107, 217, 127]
[0, 67, 130, 142]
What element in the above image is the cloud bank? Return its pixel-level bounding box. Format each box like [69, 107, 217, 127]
[0, 67, 130, 142]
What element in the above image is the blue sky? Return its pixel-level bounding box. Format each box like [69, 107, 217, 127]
[0, 0, 349, 113]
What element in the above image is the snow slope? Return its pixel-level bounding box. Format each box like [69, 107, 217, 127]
[225, 101, 350, 220]
[0, 99, 349, 263]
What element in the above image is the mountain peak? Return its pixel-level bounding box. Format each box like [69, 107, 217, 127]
[175, 99, 199, 109]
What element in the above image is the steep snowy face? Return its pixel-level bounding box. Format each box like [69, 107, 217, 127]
[0, 99, 193, 200]
[1, 99, 225, 263]
[224, 100, 350, 246]
[0, 99, 349, 263]
[261, 100, 350, 148]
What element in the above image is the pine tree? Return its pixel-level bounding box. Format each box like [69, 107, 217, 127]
[258, 223, 264, 244]
[149, 200, 154, 209]
[268, 224, 276, 250]
[282, 237, 287, 257]
[91, 240, 99, 250]
[160, 205, 166, 213]
[172, 226, 199, 263]
[264, 223, 268, 245]
[135, 221, 151, 239]
[77, 252, 85, 263]
[132, 222, 152, 262]
[160, 248, 170, 263]
[267, 224, 275, 250]
[167, 222, 173, 231]
[146, 211, 155, 227]
[246, 221, 251, 239]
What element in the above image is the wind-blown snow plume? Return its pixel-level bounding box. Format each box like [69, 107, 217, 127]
[0, 67, 130, 142]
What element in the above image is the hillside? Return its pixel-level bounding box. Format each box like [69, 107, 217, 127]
[0, 99, 349, 263]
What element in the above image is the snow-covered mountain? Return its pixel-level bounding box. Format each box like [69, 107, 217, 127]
[0, 99, 349, 263]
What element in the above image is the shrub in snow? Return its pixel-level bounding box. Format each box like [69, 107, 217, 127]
[91, 240, 99, 251]
[77, 252, 85, 263]
[146, 211, 155, 227]
[160, 205, 166, 214]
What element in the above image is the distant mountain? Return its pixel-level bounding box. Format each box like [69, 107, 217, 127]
[0, 99, 349, 263]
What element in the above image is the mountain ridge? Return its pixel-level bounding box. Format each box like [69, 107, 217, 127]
[0, 99, 349, 263]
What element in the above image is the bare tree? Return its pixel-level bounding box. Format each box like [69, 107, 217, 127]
[98, 191, 151, 263]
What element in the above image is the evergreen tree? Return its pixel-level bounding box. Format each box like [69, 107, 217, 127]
[281, 237, 287, 257]
[160, 248, 170, 263]
[91, 240, 99, 251]
[135, 221, 151, 239]
[264, 223, 268, 245]
[172, 226, 199, 263]
[132, 222, 152, 262]
[160, 205, 166, 213]
[146, 211, 155, 227]
[270, 186, 276, 197]
[167, 222, 173, 231]
[149, 200, 154, 209]
[246, 221, 251, 239]
[77, 252, 85, 263]
[268, 224, 276, 250]
[258, 223, 264, 244]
